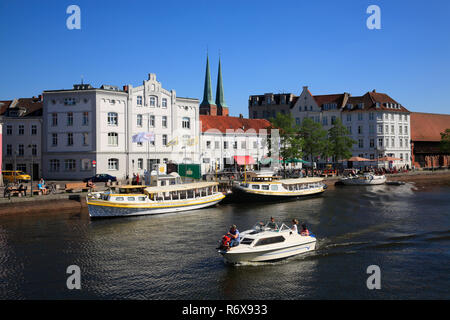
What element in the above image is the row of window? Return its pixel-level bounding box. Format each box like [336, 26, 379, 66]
[48, 158, 119, 172]
[50, 133, 89, 147]
[107, 112, 190, 129]
[356, 137, 410, 149]
[51, 112, 89, 127]
[205, 140, 264, 150]
[5, 124, 38, 135]
[5, 144, 37, 156]
[136, 96, 168, 108]
[345, 113, 408, 122]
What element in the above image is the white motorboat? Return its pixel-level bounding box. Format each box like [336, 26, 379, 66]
[339, 173, 386, 185]
[232, 171, 327, 202]
[218, 222, 317, 264]
[86, 181, 225, 218]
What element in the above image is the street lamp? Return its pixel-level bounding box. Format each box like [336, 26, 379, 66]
[27, 144, 34, 197]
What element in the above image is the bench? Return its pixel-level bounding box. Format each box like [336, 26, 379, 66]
[65, 182, 96, 193]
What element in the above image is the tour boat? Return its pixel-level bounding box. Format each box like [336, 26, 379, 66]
[86, 181, 225, 218]
[339, 173, 386, 185]
[218, 222, 317, 264]
[231, 171, 327, 202]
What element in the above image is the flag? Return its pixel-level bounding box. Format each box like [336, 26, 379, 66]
[187, 136, 199, 146]
[166, 137, 178, 147]
[132, 132, 155, 143]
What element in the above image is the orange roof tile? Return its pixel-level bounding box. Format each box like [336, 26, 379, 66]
[411, 112, 450, 142]
[200, 115, 271, 133]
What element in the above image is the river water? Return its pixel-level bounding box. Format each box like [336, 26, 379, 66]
[0, 179, 449, 300]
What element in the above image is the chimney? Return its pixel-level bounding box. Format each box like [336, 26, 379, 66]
[372, 89, 376, 93]
[239, 114, 243, 119]
[123, 85, 128, 92]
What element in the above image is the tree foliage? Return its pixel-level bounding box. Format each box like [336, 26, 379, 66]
[328, 118, 356, 161]
[440, 128, 450, 153]
[298, 117, 328, 164]
[269, 113, 303, 175]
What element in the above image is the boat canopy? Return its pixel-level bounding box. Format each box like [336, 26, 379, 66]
[144, 181, 219, 194]
[280, 177, 324, 184]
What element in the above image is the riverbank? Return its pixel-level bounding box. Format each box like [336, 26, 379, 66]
[1, 169, 449, 216]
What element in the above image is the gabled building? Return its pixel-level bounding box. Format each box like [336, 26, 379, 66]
[249, 86, 412, 167]
[1, 97, 43, 180]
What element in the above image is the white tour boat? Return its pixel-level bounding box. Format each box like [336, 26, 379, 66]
[86, 181, 225, 218]
[339, 172, 386, 185]
[232, 171, 327, 202]
[218, 222, 317, 264]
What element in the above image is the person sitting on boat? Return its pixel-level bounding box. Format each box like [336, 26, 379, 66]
[267, 217, 279, 230]
[300, 223, 310, 236]
[227, 225, 240, 248]
[291, 219, 299, 234]
[86, 179, 96, 190]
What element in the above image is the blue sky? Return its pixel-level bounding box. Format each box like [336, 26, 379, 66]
[0, 0, 449, 116]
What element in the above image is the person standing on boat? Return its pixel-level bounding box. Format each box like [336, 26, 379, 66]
[291, 219, 299, 234]
[300, 223, 309, 236]
[227, 225, 240, 248]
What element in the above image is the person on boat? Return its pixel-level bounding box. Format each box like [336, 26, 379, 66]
[300, 223, 310, 236]
[267, 216, 278, 230]
[291, 219, 299, 233]
[227, 225, 240, 248]
[86, 179, 96, 190]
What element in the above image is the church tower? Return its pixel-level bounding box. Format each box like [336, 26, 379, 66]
[199, 54, 217, 115]
[215, 57, 229, 116]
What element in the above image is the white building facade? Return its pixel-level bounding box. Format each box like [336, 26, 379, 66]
[290, 87, 412, 168]
[199, 115, 271, 173]
[42, 74, 200, 180]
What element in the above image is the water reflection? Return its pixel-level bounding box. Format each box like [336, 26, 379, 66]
[0, 180, 449, 299]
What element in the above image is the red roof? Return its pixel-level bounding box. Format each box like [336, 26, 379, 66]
[200, 115, 271, 133]
[411, 112, 450, 142]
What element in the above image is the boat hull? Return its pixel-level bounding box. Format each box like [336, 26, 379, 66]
[231, 185, 326, 203]
[340, 176, 386, 185]
[220, 239, 316, 264]
[87, 194, 225, 218]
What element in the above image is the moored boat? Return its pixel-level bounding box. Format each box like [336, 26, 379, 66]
[86, 182, 225, 218]
[218, 222, 317, 264]
[231, 171, 326, 202]
[339, 173, 386, 185]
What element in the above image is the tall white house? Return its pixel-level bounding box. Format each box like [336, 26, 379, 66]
[251, 86, 412, 168]
[42, 74, 199, 180]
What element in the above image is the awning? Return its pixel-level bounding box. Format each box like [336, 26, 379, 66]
[233, 156, 255, 165]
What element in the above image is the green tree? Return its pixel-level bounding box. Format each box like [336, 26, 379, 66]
[328, 118, 356, 162]
[269, 113, 303, 177]
[298, 117, 328, 166]
[440, 128, 450, 153]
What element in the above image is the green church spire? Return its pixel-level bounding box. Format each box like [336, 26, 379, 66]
[215, 57, 227, 108]
[200, 54, 214, 107]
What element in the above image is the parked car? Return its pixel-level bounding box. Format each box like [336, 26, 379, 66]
[83, 174, 117, 183]
[2, 170, 32, 183]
